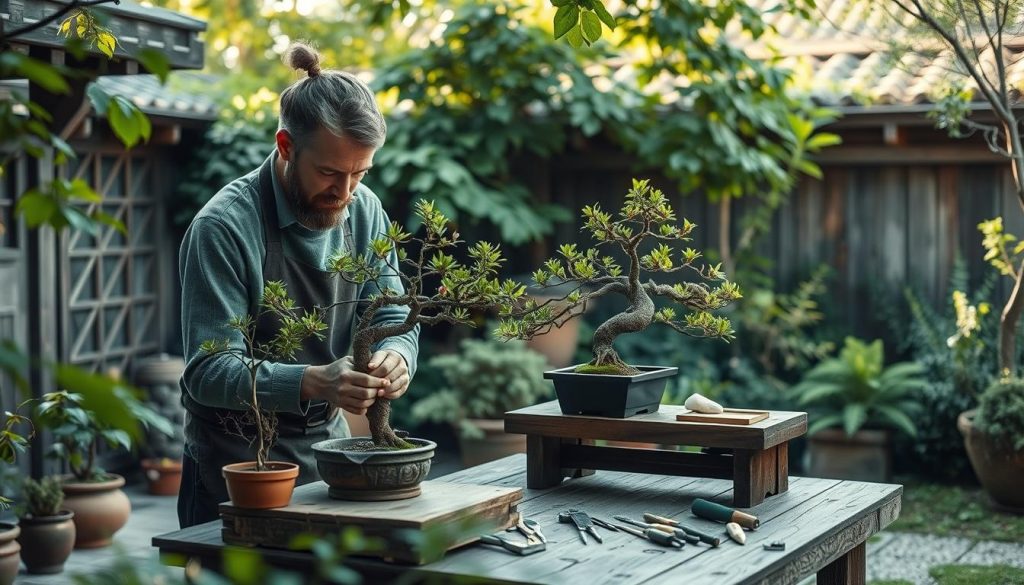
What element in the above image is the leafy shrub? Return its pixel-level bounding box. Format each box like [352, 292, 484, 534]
[791, 337, 926, 437]
[411, 337, 550, 439]
[20, 476, 63, 518]
[975, 378, 1024, 451]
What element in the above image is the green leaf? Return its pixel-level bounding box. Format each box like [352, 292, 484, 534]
[806, 132, 842, 151]
[14, 191, 58, 227]
[91, 210, 127, 236]
[581, 11, 602, 43]
[136, 48, 171, 84]
[86, 83, 111, 115]
[842, 403, 867, 437]
[797, 159, 823, 180]
[593, 2, 616, 30]
[553, 5, 580, 40]
[565, 24, 586, 47]
[0, 53, 70, 94]
[96, 31, 117, 58]
[107, 96, 150, 149]
[63, 206, 99, 236]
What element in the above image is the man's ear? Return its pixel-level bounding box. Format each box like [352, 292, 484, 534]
[275, 129, 295, 162]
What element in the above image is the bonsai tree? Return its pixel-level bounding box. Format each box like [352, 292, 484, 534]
[201, 281, 328, 471]
[791, 337, 928, 437]
[974, 378, 1024, 453]
[36, 388, 172, 482]
[498, 178, 742, 375]
[329, 200, 525, 449]
[411, 336, 551, 438]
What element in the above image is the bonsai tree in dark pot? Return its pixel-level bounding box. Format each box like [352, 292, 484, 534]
[17, 476, 75, 575]
[201, 281, 328, 509]
[499, 179, 742, 417]
[313, 200, 523, 500]
[35, 387, 172, 548]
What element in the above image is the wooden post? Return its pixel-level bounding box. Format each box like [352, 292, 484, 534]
[526, 435, 564, 489]
[817, 541, 866, 585]
[732, 443, 788, 507]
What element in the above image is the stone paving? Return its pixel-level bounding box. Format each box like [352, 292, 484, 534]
[15, 471, 1024, 584]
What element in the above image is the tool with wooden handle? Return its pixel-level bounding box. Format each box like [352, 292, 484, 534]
[614, 516, 699, 545]
[691, 498, 760, 530]
[611, 523, 683, 548]
[641, 513, 721, 546]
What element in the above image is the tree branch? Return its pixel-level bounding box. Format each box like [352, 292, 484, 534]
[0, 0, 120, 43]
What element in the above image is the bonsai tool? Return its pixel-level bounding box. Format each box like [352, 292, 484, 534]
[589, 516, 620, 532]
[506, 517, 543, 545]
[611, 523, 683, 548]
[691, 498, 760, 530]
[763, 541, 786, 551]
[479, 533, 546, 556]
[640, 513, 721, 546]
[558, 510, 603, 544]
[523, 518, 547, 543]
[613, 516, 700, 545]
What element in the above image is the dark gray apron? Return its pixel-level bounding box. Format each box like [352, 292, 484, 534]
[178, 155, 356, 528]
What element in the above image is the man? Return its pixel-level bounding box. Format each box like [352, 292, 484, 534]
[177, 43, 418, 528]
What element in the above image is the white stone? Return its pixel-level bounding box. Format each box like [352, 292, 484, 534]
[684, 393, 724, 414]
[726, 522, 746, 545]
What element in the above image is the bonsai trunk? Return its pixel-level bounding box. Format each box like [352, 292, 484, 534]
[589, 284, 655, 376]
[354, 320, 418, 450]
[252, 373, 266, 471]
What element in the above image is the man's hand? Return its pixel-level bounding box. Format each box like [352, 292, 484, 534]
[301, 356, 391, 416]
[367, 350, 410, 401]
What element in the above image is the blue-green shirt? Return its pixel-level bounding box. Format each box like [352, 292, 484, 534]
[178, 154, 419, 414]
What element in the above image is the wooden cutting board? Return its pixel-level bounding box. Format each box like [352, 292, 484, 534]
[220, 480, 522, 565]
[675, 408, 770, 425]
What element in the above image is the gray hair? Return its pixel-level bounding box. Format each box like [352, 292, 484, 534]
[278, 42, 386, 150]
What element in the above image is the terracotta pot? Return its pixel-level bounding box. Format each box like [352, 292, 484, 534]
[459, 418, 526, 467]
[142, 458, 183, 496]
[222, 461, 299, 509]
[312, 438, 435, 501]
[62, 474, 131, 549]
[17, 510, 75, 574]
[0, 523, 20, 585]
[807, 428, 891, 482]
[958, 410, 1024, 512]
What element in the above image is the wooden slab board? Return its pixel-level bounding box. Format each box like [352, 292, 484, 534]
[676, 408, 770, 425]
[220, 480, 522, 565]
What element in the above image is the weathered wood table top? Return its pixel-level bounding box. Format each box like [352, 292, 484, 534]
[154, 454, 901, 585]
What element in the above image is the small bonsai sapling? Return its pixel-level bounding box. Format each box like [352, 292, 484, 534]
[499, 179, 742, 375]
[201, 281, 327, 471]
[329, 200, 525, 449]
[20, 476, 64, 519]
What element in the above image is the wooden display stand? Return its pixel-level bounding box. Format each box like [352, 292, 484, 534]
[505, 401, 807, 507]
[220, 480, 522, 564]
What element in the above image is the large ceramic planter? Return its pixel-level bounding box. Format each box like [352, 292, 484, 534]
[142, 458, 183, 496]
[17, 511, 75, 574]
[61, 474, 131, 549]
[459, 418, 526, 467]
[958, 409, 1024, 512]
[807, 428, 891, 482]
[544, 365, 678, 418]
[222, 461, 299, 509]
[312, 437, 436, 501]
[0, 523, 19, 585]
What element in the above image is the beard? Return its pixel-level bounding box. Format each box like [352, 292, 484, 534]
[282, 160, 346, 230]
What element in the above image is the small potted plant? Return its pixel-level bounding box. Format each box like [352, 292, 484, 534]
[411, 336, 551, 467]
[0, 400, 32, 585]
[313, 200, 524, 500]
[35, 388, 172, 548]
[201, 281, 328, 509]
[958, 378, 1024, 512]
[792, 337, 927, 482]
[499, 179, 742, 418]
[140, 457, 183, 496]
[16, 476, 75, 574]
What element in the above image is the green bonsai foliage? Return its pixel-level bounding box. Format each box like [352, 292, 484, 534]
[329, 200, 526, 449]
[36, 388, 172, 482]
[498, 179, 742, 375]
[20, 476, 64, 518]
[791, 337, 928, 437]
[975, 378, 1024, 452]
[411, 338, 551, 439]
[201, 281, 327, 471]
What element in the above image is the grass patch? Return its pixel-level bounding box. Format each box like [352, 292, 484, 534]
[574, 364, 631, 375]
[930, 564, 1024, 584]
[870, 581, 913, 585]
[890, 481, 1024, 542]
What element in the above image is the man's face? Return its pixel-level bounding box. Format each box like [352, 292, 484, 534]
[276, 127, 375, 230]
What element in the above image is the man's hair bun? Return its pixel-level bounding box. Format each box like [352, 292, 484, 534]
[284, 41, 322, 77]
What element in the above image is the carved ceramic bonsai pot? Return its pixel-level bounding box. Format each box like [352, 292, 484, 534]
[312, 437, 436, 501]
[17, 510, 75, 574]
[544, 365, 679, 418]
